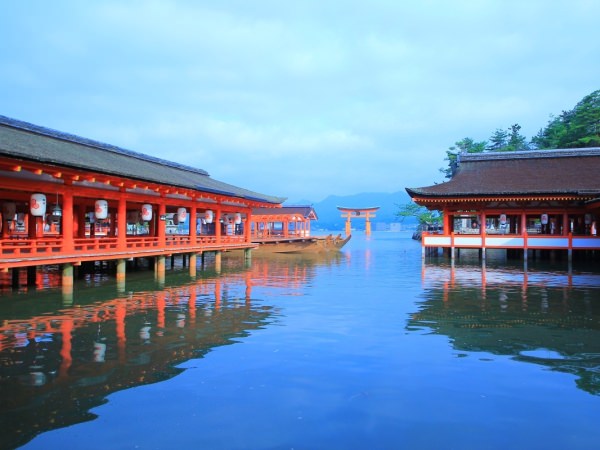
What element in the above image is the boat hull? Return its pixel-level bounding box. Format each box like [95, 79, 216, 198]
[252, 234, 351, 254]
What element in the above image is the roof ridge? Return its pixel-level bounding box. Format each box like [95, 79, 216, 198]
[0, 114, 210, 176]
[461, 148, 600, 162]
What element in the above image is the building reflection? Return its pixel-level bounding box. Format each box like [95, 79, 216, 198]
[0, 252, 343, 449]
[415, 263, 600, 396]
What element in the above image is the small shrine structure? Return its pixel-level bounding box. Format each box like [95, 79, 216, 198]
[337, 206, 380, 236]
[406, 148, 600, 261]
[249, 206, 317, 239]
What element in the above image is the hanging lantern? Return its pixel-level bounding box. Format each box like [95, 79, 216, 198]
[49, 192, 62, 224]
[95, 200, 108, 220]
[177, 207, 187, 223]
[30, 193, 46, 217]
[234, 213, 242, 224]
[2, 202, 16, 221]
[141, 204, 152, 221]
[205, 210, 213, 224]
[541, 213, 548, 225]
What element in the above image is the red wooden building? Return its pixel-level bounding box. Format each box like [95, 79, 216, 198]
[0, 115, 285, 287]
[406, 148, 600, 261]
[249, 206, 317, 239]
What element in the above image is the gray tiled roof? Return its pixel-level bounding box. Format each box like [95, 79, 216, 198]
[406, 148, 600, 198]
[252, 206, 317, 219]
[0, 115, 285, 205]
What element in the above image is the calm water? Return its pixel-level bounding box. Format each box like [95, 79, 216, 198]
[2, 232, 600, 450]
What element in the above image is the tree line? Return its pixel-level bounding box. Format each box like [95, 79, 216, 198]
[441, 89, 600, 179]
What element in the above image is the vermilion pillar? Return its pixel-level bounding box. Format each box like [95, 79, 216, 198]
[189, 205, 197, 245]
[117, 195, 127, 251]
[62, 190, 74, 252]
[158, 202, 166, 246]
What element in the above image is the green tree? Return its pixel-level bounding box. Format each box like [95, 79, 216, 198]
[486, 124, 528, 151]
[487, 128, 509, 151]
[505, 123, 529, 151]
[396, 202, 442, 228]
[440, 137, 487, 179]
[531, 89, 600, 149]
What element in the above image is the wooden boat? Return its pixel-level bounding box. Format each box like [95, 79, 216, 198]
[251, 233, 351, 254]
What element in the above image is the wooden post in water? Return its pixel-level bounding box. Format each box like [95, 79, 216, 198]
[62, 263, 74, 305]
[116, 259, 126, 293]
[12, 267, 19, 289]
[215, 250, 222, 273]
[189, 252, 197, 278]
[155, 255, 166, 286]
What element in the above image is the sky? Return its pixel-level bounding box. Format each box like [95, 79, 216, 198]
[1, 1, 599, 203]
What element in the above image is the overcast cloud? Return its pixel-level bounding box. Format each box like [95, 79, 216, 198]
[1, 0, 599, 202]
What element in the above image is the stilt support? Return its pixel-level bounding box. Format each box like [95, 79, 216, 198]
[12, 267, 20, 289]
[27, 266, 37, 287]
[215, 251, 222, 273]
[155, 255, 166, 286]
[116, 259, 126, 293]
[189, 253, 197, 277]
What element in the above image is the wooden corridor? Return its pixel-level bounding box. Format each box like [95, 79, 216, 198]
[0, 115, 285, 287]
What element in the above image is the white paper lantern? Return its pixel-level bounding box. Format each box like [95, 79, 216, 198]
[95, 200, 108, 220]
[30, 193, 46, 217]
[204, 210, 213, 224]
[177, 207, 187, 223]
[234, 213, 242, 224]
[141, 204, 152, 221]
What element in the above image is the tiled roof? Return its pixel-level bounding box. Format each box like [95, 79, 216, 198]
[252, 206, 317, 219]
[406, 148, 600, 199]
[0, 115, 285, 205]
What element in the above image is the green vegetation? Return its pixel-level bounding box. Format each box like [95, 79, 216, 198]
[395, 202, 442, 228]
[532, 90, 600, 149]
[440, 89, 599, 179]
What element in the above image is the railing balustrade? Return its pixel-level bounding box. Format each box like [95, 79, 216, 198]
[421, 232, 600, 251]
[1, 232, 253, 268]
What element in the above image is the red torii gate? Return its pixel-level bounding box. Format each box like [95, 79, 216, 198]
[337, 206, 380, 236]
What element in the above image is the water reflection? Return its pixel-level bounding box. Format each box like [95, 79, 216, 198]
[0, 251, 347, 449]
[415, 262, 600, 396]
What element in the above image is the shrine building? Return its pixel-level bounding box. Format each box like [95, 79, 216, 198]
[406, 148, 600, 261]
[249, 205, 317, 239]
[0, 115, 285, 288]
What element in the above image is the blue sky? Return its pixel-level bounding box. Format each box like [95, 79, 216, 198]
[2, 1, 599, 202]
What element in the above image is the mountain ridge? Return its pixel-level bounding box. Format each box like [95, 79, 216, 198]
[285, 190, 415, 230]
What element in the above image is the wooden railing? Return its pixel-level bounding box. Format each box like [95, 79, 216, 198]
[0, 237, 64, 256]
[0, 233, 253, 268]
[422, 232, 600, 251]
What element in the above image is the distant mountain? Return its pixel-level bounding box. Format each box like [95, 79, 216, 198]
[285, 190, 416, 231]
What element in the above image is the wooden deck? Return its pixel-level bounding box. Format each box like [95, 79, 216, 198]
[422, 231, 600, 255]
[0, 235, 255, 270]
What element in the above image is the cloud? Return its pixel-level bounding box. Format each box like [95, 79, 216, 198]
[1, 0, 599, 202]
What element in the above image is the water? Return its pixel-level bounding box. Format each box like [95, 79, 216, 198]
[1, 232, 600, 449]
